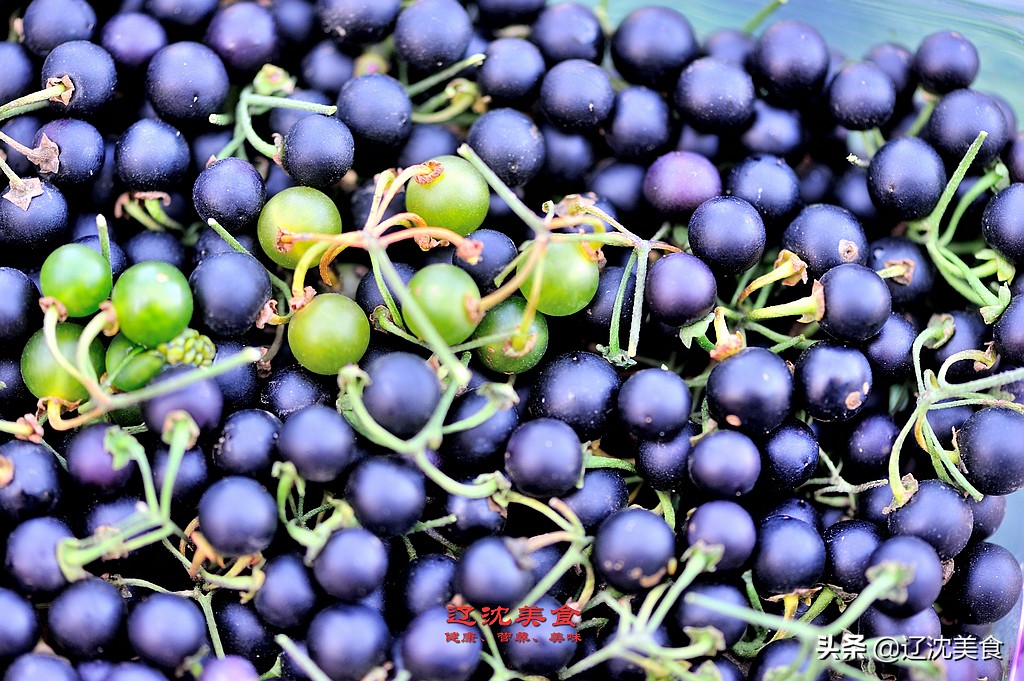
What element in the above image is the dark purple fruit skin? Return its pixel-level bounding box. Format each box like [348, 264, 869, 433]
[706, 347, 793, 436]
[957, 407, 1024, 495]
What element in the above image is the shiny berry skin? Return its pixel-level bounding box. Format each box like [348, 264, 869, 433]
[205, 2, 278, 75]
[193, 158, 266, 233]
[0, 180, 69, 260]
[100, 11, 167, 70]
[611, 6, 697, 89]
[643, 151, 722, 220]
[750, 20, 830, 105]
[288, 294, 370, 375]
[888, 479, 973, 560]
[867, 136, 947, 221]
[254, 553, 317, 630]
[530, 2, 603, 64]
[925, 89, 1009, 169]
[945, 542, 1023, 624]
[406, 156, 489, 237]
[257, 186, 343, 269]
[0, 588, 37, 662]
[645, 252, 716, 328]
[914, 30, 979, 94]
[115, 119, 190, 192]
[823, 519, 884, 593]
[869, 536, 943, 617]
[562, 469, 628, 532]
[518, 241, 599, 317]
[753, 515, 825, 594]
[686, 500, 756, 571]
[675, 57, 755, 134]
[0, 441, 61, 521]
[687, 196, 766, 275]
[706, 347, 793, 436]
[819, 263, 892, 342]
[143, 368, 224, 433]
[453, 229, 517, 294]
[314, 528, 388, 601]
[362, 352, 440, 439]
[795, 343, 872, 422]
[636, 425, 693, 491]
[146, 42, 229, 123]
[394, 0, 471, 72]
[828, 61, 897, 130]
[528, 351, 619, 440]
[725, 154, 801, 227]
[3, 654, 80, 681]
[762, 419, 819, 490]
[996, 299, 1024, 373]
[749, 639, 828, 681]
[34, 118, 105, 188]
[281, 115, 355, 190]
[499, 594, 577, 675]
[128, 594, 205, 669]
[478, 38, 545, 109]
[0, 267, 40, 347]
[39, 243, 111, 318]
[605, 86, 671, 160]
[111, 261, 193, 348]
[594, 508, 675, 592]
[539, 59, 614, 132]
[455, 536, 533, 608]
[782, 204, 867, 279]
[276, 405, 357, 483]
[41, 40, 117, 116]
[676, 581, 748, 647]
[46, 578, 125, 660]
[201, 656, 260, 681]
[617, 368, 691, 440]
[981, 183, 1024, 264]
[467, 108, 546, 188]
[346, 457, 426, 536]
[190, 252, 270, 338]
[307, 604, 391, 681]
[21, 322, 104, 402]
[688, 429, 761, 497]
[401, 606, 482, 681]
[335, 74, 412, 153]
[315, 0, 400, 49]
[957, 407, 1024, 495]
[866, 236, 935, 308]
[504, 417, 582, 498]
[198, 476, 277, 557]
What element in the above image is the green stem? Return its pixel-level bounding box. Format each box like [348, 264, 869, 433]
[43, 306, 88, 387]
[458, 144, 546, 233]
[655, 490, 675, 531]
[514, 540, 589, 613]
[96, 215, 111, 266]
[275, 635, 332, 681]
[406, 53, 486, 97]
[244, 93, 338, 116]
[159, 417, 194, 518]
[585, 456, 637, 473]
[626, 246, 650, 358]
[144, 198, 184, 231]
[607, 250, 639, 357]
[407, 514, 458, 533]
[0, 98, 47, 124]
[0, 81, 68, 120]
[939, 166, 1003, 247]
[646, 550, 714, 632]
[193, 590, 225, 658]
[905, 96, 937, 137]
[120, 199, 166, 232]
[743, 0, 789, 33]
